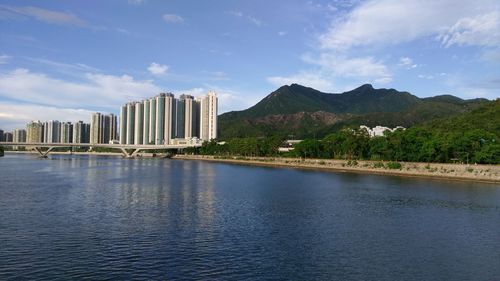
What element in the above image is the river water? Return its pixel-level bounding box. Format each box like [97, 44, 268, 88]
[0, 154, 499, 280]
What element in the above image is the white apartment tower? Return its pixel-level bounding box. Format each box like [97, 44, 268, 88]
[26, 121, 44, 143]
[134, 102, 144, 145]
[149, 97, 156, 145]
[126, 103, 135, 145]
[164, 93, 174, 144]
[90, 113, 118, 144]
[119, 105, 127, 144]
[143, 99, 150, 145]
[200, 91, 218, 141]
[118, 91, 217, 145]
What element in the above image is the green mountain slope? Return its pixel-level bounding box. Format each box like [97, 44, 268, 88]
[218, 84, 490, 139]
[421, 99, 500, 136]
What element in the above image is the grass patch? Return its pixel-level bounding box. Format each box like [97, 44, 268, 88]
[386, 162, 402, 170]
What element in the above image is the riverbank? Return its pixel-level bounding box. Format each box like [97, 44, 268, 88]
[173, 155, 500, 184]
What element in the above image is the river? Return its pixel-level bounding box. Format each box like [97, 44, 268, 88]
[0, 154, 499, 280]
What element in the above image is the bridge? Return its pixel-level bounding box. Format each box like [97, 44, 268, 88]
[0, 142, 202, 158]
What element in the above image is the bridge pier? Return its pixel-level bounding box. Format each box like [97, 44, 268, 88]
[33, 147, 54, 158]
[120, 148, 141, 158]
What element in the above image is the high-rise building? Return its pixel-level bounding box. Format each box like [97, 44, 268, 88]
[0, 129, 4, 142]
[134, 102, 144, 145]
[126, 103, 135, 145]
[200, 91, 218, 141]
[60, 122, 73, 143]
[192, 99, 201, 138]
[119, 105, 127, 144]
[174, 96, 185, 138]
[149, 97, 156, 145]
[73, 121, 90, 144]
[184, 95, 194, 139]
[90, 113, 117, 144]
[108, 114, 118, 142]
[26, 121, 44, 143]
[44, 120, 61, 143]
[13, 129, 27, 150]
[143, 100, 150, 145]
[3, 132, 13, 142]
[90, 113, 101, 144]
[155, 94, 165, 145]
[164, 93, 175, 145]
[13, 129, 27, 142]
[118, 91, 217, 145]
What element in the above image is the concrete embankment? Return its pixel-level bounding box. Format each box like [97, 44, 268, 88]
[173, 155, 500, 184]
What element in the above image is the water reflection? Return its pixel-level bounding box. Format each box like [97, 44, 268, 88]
[1, 154, 499, 280]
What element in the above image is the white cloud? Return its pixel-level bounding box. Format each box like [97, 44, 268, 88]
[0, 103, 93, 131]
[303, 53, 392, 82]
[399, 57, 418, 69]
[227, 10, 243, 17]
[481, 48, 500, 62]
[267, 71, 335, 92]
[418, 74, 434, 80]
[439, 12, 500, 48]
[278, 31, 287, 36]
[128, 0, 146, 5]
[0, 5, 86, 26]
[208, 71, 229, 81]
[247, 16, 263, 27]
[399, 57, 412, 66]
[173, 86, 256, 113]
[162, 14, 184, 24]
[0, 54, 10, 64]
[226, 10, 264, 27]
[26, 57, 101, 73]
[0, 68, 161, 110]
[318, 0, 499, 50]
[147, 62, 169, 75]
[267, 53, 392, 92]
[203, 85, 259, 113]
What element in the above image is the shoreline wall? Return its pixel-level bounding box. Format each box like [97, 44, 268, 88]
[173, 155, 500, 184]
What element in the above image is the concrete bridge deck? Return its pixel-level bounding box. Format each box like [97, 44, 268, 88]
[0, 142, 201, 158]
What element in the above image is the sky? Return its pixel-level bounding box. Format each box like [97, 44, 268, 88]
[0, 0, 499, 131]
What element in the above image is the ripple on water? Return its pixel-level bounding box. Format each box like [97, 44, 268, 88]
[0, 154, 499, 280]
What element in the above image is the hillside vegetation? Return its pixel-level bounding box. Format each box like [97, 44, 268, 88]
[196, 100, 499, 164]
[219, 84, 489, 139]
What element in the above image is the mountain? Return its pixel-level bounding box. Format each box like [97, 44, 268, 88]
[219, 84, 490, 139]
[421, 99, 500, 136]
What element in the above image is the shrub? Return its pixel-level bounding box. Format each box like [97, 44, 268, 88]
[386, 161, 402, 169]
[346, 160, 358, 166]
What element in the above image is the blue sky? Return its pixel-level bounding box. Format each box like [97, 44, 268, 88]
[0, 0, 499, 130]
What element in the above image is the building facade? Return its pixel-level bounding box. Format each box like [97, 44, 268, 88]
[44, 120, 61, 143]
[26, 121, 44, 143]
[200, 91, 218, 141]
[60, 122, 73, 143]
[90, 113, 118, 144]
[3, 132, 13, 142]
[73, 121, 90, 144]
[13, 129, 27, 150]
[13, 129, 27, 142]
[118, 91, 217, 145]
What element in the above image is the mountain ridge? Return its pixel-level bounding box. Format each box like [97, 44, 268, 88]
[219, 84, 490, 139]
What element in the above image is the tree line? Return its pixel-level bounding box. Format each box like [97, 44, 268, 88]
[188, 126, 499, 164]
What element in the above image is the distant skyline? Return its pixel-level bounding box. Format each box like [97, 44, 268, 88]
[1, 0, 499, 130]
